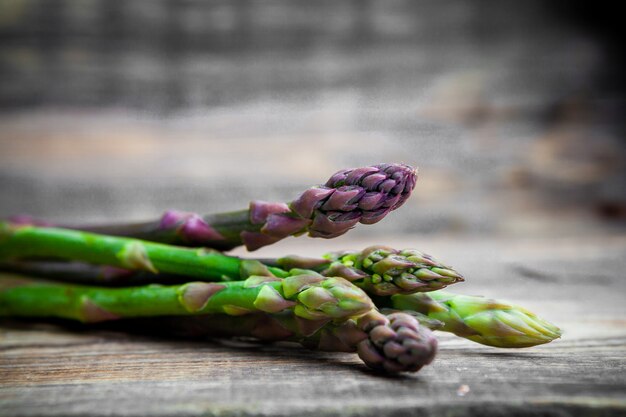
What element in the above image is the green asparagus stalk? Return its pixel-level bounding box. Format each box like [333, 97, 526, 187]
[378, 291, 562, 348]
[0, 272, 373, 322]
[0, 224, 558, 348]
[0, 222, 289, 281]
[10, 163, 417, 251]
[0, 273, 435, 373]
[0, 243, 464, 296]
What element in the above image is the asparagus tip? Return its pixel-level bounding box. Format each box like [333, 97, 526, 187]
[356, 312, 437, 373]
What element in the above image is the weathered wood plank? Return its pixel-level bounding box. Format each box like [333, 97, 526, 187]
[1, 237, 625, 417]
[1, 325, 624, 417]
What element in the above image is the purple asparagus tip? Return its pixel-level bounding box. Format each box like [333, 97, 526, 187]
[356, 312, 437, 373]
[251, 164, 417, 248]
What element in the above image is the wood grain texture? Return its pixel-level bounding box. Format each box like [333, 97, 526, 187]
[1, 237, 625, 417]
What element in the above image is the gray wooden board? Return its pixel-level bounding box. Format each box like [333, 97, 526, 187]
[1, 236, 626, 417]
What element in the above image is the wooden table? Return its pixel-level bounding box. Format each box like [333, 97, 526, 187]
[1, 236, 625, 416]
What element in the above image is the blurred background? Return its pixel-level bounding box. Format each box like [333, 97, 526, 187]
[1, 0, 625, 244]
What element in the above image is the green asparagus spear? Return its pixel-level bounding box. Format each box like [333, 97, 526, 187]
[10, 163, 417, 251]
[0, 243, 463, 296]
[0, 222, 288, 280]
[0, 273, 434, 373]
[0, 225, 558, 348]
[271, 245, 464, 295]
[0, 272, 373, 322]
[378, 291, 562, 348]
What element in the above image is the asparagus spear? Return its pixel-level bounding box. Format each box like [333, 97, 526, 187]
[0, 262, 558, 349]
[0, 243, 463, 295]
[0, 272, 373, 322]
[270, 245, 464, 295]
[0, 224, 557, 348]
[143, 310, 437, 373]
[0, 222, 289, 280]
[10, 163, 417, 251]
[378, 291, 562, 348]
[0, 274, 434, 373]
[0, 277, 435, 374]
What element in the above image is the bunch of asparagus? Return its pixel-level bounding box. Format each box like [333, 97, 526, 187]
[0, 163, 560, 373]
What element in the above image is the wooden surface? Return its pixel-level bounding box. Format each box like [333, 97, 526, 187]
[1, 235, 625, 417]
